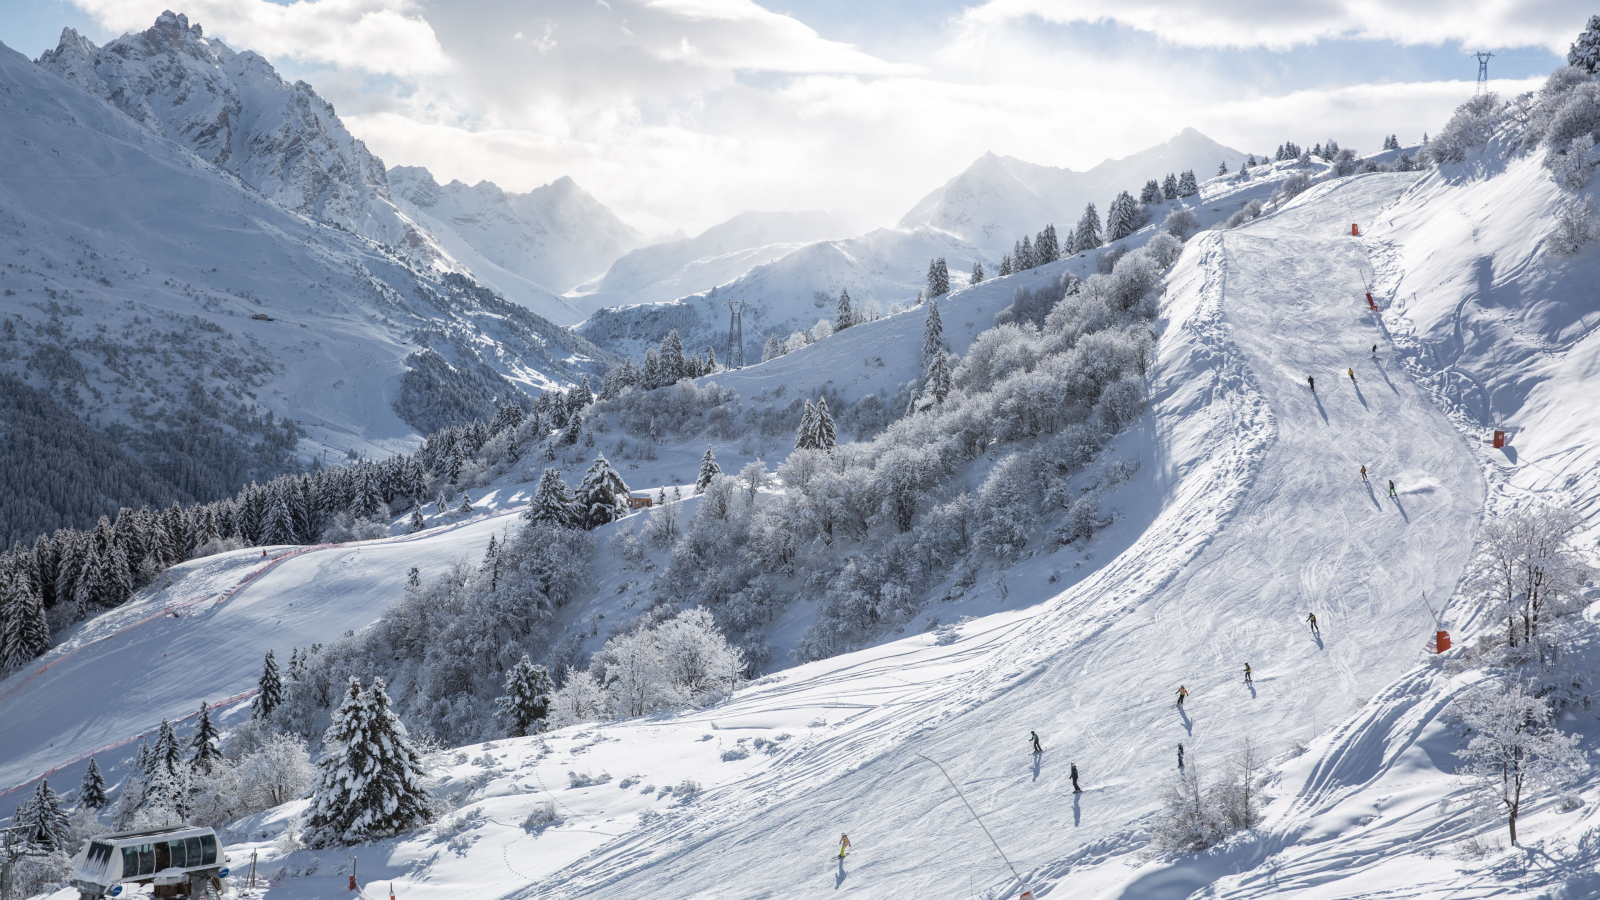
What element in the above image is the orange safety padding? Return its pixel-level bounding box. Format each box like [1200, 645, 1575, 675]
[1436, 631, 1451, 653]
[1493, 431, 1506, 448]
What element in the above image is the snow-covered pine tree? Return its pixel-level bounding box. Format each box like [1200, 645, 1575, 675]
[970, 260, 985, 284]
[1040, 224, 1060, 262]
[261, 487, 298, 545]
[456, 492, 475, 516]
[1275, 144, 1286, 161]
[933, 258, 950, 296]
[796, 400, 819, 451]
[1246, 153, 1257, 167]
[922, 300, 945, 366]
[573, 455, 630, 529]
[526, 468, 576, 527]
[926, 354, 952, 404]
[409, 506, 426, 533]
[252, 649, 283, 720]
[1016, 236, 1035, 270]
[1140, 179, 1161, 204]
[659, 329, 687, 383]
[1216, 161, 1228, 175]
[0, 568, 50, 671]
[763, 333, 784, 362]
[998, 254, 1013, 276]
[835, 289, 855, 330]
[494, 655, 556, 737]
[695, 447, 722, 493]
[18, 780, 69, 851]
[1074, 202, 1103, 250]
[80, 757, 108, 810]
[190, 702, 222, 773]
[814, 398, 837, 450]
[1163, 172, 1179, 200]
[926, 259, 941, 297]
[304, 678, 432, 847]
[1178, 170, 1199, 197]
[1106, 191, 1139, 241]
[1572, 15, 1600, 72]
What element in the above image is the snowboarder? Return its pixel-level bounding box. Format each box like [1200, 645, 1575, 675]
[1307, 612, 1320, 636]
[1348, 367, 1356, 383]
[1070, 763, 1082, 793]
[1388, 479, 1397, 498]
[1307, 375, 1315, 392]
[1243, 662, 1253, 685]
[1360, 464, 1368, 481]
[1030, 731, 1043, 754]
[1176, 685, 1189, 708]
[838, 834, 851, 859]
[1177, 744, 1185, 770]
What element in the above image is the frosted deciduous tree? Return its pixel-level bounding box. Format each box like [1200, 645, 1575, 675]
[1552, 194, 1599, 253]
[495, 654, 555, 737]
[526, 468, 577, 527]
[1457, 680, 1584, 845]
[1467, 505, 1591, 651]
[305, 678, 432, 847]
[695, 447, 722, 494]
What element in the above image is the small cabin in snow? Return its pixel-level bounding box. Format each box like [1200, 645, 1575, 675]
[70, 825, 226, 899]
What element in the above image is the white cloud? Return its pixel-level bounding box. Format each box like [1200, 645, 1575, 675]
[961, 0, 1583, 53]
[68, 0, 449, 76]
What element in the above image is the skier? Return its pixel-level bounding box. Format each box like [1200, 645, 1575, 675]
[1177, 744, 1185, 770]
[838, 834, 851, 859]
[1360, 464, 1368, 482]
[1243, 662, 1253, 685]
[1307, 612, 1320, 636]
[1371, 343, 1378, 356]
[1307, 375, 1315, 392]
[1388, 479, 1398, 499]
[1348, 367, 1356, 383]
[1070, 763, 1082, 793]
[1176, 685, 1189, 708]
[1030, 731, 1043, 754]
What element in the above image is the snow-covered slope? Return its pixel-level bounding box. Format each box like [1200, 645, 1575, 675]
[389, 167, 645, 318]
[900, 128, 1248, 254]
[570, 210, 856, 311]
[578, 225, 984, 362]
[37, 12, 440, 261]
[0, 38, 608, 475]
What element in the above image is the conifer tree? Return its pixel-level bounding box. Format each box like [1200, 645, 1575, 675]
[261, 488, 298, 544]
[305, 678, 432, 847]
[409, 506, 427, 533]
[190, 702, 222, 773]
[926, 354, 952, 404]
[80, 757, 108, 810]
[796, 400, 819, 451]
[1017, 236, 1035, 270]
[970, 260, 984, 284]
[573, 455, 630, 529]
[1037, 224, 1059, 262]
[1074, 202, 1103, 250]
[695, 447, 722, 493]
[1163, 173, 1179, 200]
[922, 300, 945, 366]
[456, 492, 475, 516]
[0, 568, 49, 671]
[495, 655, 555, 737]
[1217, 161, 1228, 175]
[814, 398, 837, 450]
[1107, 190, 1139, 241]
[1571, 15, 1600, 72]
[925, 257, 950, 296]
[835, 289, 855, 330]
[763, 333, 784, 362]
[1140, 179, 1162, 204]
[252, 650, 283, 720]
[998, 254, 1013, 277]
[18, 780, 69, 851]
[1178, 170, 1199, 197]
[660, 329, 687, 383]
[526, 468, 576, 527]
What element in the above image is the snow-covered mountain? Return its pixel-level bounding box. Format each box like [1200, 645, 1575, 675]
[388, 167, 645, 319]
[0, 36, 610, 492]
[901, 127, 1248, 254]
[578, 225, 983, 362]
[37, 12, 441, 260]
[570, 209, 856, 311]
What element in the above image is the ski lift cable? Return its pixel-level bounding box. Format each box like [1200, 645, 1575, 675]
[915, 753, 1034, 897]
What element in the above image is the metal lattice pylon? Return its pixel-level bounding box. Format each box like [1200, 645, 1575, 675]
[725, 300, 746, 369]
[1475, 51, 1494, 94]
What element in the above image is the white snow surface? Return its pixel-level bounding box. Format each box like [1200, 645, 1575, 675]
[899, 128, 1248, 255]
[25, 165, 1600, 900]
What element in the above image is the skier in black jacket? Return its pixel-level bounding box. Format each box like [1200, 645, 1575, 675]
[1070, 763, 1082, 793]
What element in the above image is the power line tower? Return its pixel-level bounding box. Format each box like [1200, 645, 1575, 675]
[1475, 51, 1494, 94]
[724, 300, 747, 370]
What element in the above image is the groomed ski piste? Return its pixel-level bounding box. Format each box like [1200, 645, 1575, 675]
[10, 160, 1600, 899]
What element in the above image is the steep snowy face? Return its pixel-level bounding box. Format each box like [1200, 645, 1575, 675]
[578, 225, 982, 362]
[900, 128, 1247, 254]
[388, 166, 643, 299]
[571, 209, 856, 311]
[37, 12, 435, 254]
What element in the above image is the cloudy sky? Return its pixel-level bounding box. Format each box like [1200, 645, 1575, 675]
[0, 0, 1582, 236]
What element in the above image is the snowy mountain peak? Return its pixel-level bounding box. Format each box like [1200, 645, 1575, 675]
[36, 12, 443, 258]
[900, 129, 1246, 253]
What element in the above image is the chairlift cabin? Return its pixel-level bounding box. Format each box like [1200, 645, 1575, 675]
[70, 826, 226, 899]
